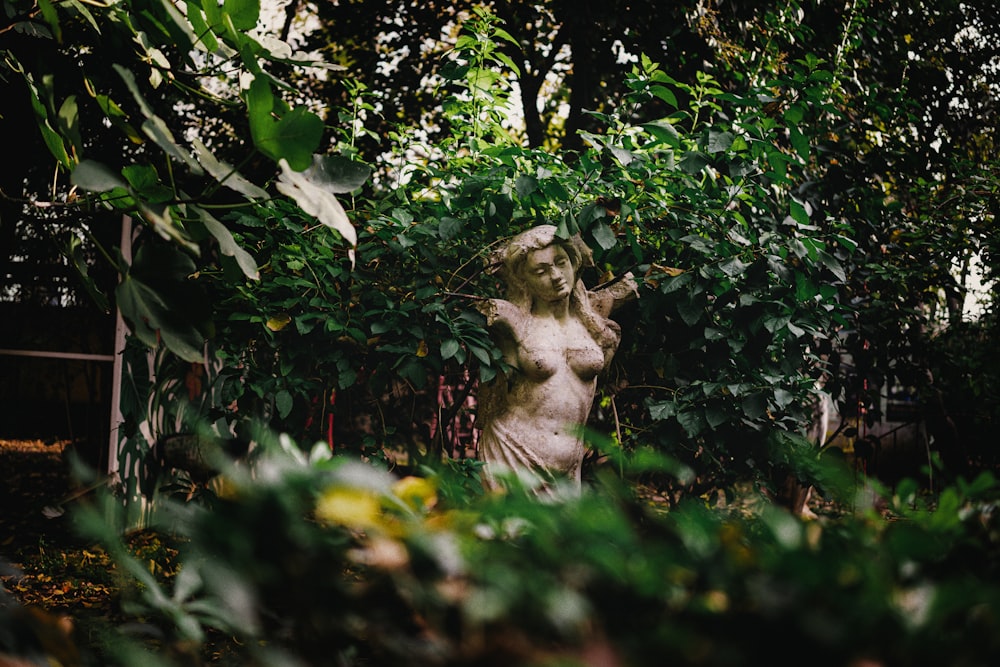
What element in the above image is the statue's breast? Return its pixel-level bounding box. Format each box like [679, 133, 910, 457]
[517, 341, 561, 381]
[565, 344, 604, 380]
[515, 336, 603, 382]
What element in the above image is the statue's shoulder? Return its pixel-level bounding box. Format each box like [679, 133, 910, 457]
[587, 272, 639, 317]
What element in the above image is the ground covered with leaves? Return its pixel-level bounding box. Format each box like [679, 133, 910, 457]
[0, 439, 193, 665]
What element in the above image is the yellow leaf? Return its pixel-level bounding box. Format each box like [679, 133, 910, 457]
[210, 474, 239, 499]
[648, 263, 685, 277]
[266, 313, 292, 331]
[416, 340, 429, 357]
[393, 476, 437, 511]
[316, 487, 381, 529]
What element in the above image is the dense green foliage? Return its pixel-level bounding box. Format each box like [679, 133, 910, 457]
[1, 0, 359, 359]
[4, 1, 1000, 665]
[193, 10, 863, 501]
[71, 439, 1000, 666]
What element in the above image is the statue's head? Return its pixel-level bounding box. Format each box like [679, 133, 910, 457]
[493, 225, 594, 307]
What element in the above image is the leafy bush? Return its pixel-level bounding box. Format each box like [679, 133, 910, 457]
[187, 11, 866, 504]
[74, 438, 1000, 666]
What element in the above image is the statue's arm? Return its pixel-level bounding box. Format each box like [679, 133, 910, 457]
[475, 298, 523, 368]
[588, 272, 639, 317]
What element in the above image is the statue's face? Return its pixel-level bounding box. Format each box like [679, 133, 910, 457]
[523, 245, 574, 302]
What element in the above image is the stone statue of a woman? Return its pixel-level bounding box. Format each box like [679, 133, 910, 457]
[476, 225, 637, 490]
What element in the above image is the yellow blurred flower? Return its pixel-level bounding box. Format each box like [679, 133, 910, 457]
[392, 475, 438, 511]
[316, 486, 382, 529]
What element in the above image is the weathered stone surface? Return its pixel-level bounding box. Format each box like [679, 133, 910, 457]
[477, 225, 636, 490]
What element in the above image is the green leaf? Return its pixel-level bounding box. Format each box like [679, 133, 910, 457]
[304, 155, 372, 194]
[515, 174, 538, 198]
[254, 106, 324, 171]
[789, 126, 810, 160]
[641, 119, 681, 148]
[577, 203, 606, 226]
[790, 238, 809, 259]
[142, 116, 202, 175]
[68, 234, 110, 313]
[763, 314, 791, 333]
[609, 146, 635, 165]
[115, 66, 204, 175]
[818, 249, 846, 282]
[140, 201, 198, 251]
[719, 256, 749, 277]
[186, 0, 220, 51]
[439, 216, 462, 240]
[591, 222, 617, 250]
[142, 0, 198, 51]
[455, 34, 477, 51]
[647, 399, 676, 421]
[834, 234, 858, 252]
[789, 200, 810, 226]
[808, 69, 834, 83]
[275, 158, 357, 263]
[192, 138, 268, 200]
[71, 160, 127, 192]
[275, 389, 293, 418]
[115, 243, 211, 362]
[440, 61, 469, 81]
[36, 0, 61, 41]
[741, 393, 767, 420]
[492, 26, 519, 46]
[649, 84, 678, 108]
[783, 103, 805, 125]
[440, 339, 461, 360]
[676, 295, 703, 326]
[468, 344, 492, 365]
[202, 0, 224, 29]
[706, 130, 734, 154]
[246, 75, 274, 121]
[123, 165, 172, 202]
[705, 404, 728, 429]
[18, 66, 72, 168]
[773, 388, 794, 408]
[766, 150, 789, 181]
[196, 207, 260, 280]
[677, 408, 705, 438]
[679, 151, 709, 174]
[370, 321, 394, 335]
[223, 0, 259, 30]
[57, 95, 82, 159]
[493, 50, 521, 76]
[794, 273, 819, 301]
[704, 326, 725, 341]
[786, 321, 805, 337]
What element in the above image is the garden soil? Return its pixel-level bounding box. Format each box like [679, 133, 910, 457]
[1, 438, 119, 663]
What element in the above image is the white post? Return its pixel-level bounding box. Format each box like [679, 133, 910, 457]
[107, 215, 132, 476]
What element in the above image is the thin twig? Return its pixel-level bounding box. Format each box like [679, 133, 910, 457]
[441, 291, 490, 301]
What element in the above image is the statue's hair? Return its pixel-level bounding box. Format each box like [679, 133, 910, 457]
[490, 225, 620, 362]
